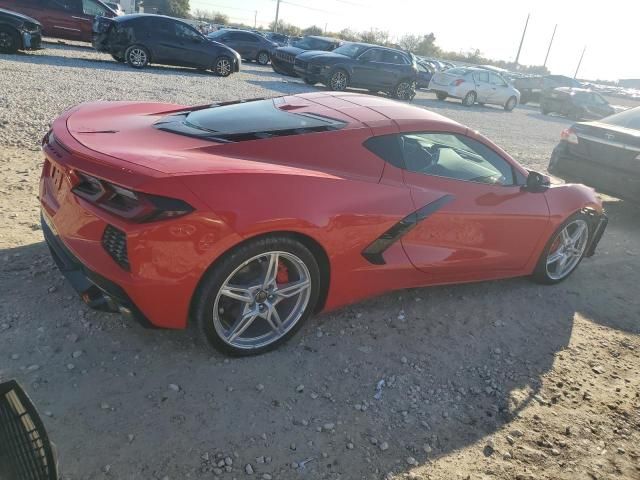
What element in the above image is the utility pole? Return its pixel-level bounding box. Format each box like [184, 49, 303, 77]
[543, 24, 557, 68]
[324, 22, 327, 34]
[574, 46, 586, 79]
[514, 13, 530, 65]
[274, 0, 280, 33]
[254, 10, 257, 28]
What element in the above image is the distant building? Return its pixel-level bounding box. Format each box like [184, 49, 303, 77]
[141, 0, 163, 14]
[619, 79, 640, 89]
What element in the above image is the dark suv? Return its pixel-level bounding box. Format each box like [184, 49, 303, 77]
[271, 35, 341, 76]
[0, 7, 42, 53]
[294, 42, 417, 100]
[93, 14, 241, 75]
[207, 28, 277, 65]
[540, 87, 616, 120]
[514, 74, 583, 104]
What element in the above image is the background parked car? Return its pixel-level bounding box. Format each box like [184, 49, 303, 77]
[271, 35, 341, 76]
[207, 28, 276, 65]
[0, 8, 42, 53]
[0, 0, 116, 42]
[294, 42, 418, 100]
[104, 2, 124, 15]
[549, 106, 640, 202]
[416, 59, 435, 89]
[514, 74, 583, 104]
[263, 31, 289, 46]
[540, 87, 616, 120]
[429, 67, 520, 111]
[93, 14, 241, 75]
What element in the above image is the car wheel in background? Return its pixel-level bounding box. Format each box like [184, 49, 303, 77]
[194, 236, 321, 356]
[532, 213, 591, 285]
[435, 92, 447, 101]
[0, 26, 19, 54]
[213, 56, 232, 77]
[125, 45, 149, 69]
[256, 51, 270, 65]
[111, 54, 125, 63]
[394, 80, 416, 101]
[328, 69, 349, 91]
[303, 77, 316, 85]
[540, 103, 550, 115]
[504, 96, 517, 112]
[462, 91, 477, 106]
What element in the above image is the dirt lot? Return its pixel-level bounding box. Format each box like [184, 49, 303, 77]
[0, 44, 639, 480]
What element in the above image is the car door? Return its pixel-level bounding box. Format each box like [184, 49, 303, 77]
[396, 131, 549, 280]
[350, 48, 384, 87]
[173, 21, 209, 67]
[39, 0, 84, 40]
[488, 73, 510, 105]
[472, 71, 492, 102]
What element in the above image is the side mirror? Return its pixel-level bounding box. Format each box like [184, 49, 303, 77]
[523, 171, 550, 192]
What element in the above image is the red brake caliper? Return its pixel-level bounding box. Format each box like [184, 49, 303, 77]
[276, 261, 289, 285]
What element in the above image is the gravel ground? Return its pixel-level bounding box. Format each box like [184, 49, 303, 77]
[1, 44, 639, 480]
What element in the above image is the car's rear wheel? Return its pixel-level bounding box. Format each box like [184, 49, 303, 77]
[504, 96, 517, 111]
[436, 92, 447, 101]
[125, 45, 149, 68]
[213, 56, 232, 77]
[194, 236, 321, 356]
[394, 80, 416, 101]
[532, 213, 591, 284]
[462, 90, 476, 106]
[0, 26, 19, 54]
[111, 54, 125, 63]
[256, 51, 270, 65]
[329, 69, 349, 91]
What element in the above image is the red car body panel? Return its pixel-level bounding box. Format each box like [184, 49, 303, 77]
[0, 0, 116, 42]
[40, 92, 603, 330]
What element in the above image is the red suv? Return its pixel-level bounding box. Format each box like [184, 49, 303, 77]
[0, 0, 116, 42]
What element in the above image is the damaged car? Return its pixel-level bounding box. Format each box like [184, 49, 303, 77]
[0, 8, 41, 54]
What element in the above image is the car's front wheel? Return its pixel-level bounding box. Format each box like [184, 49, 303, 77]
[394, 80, 416, 101]
[462, 90, 477, 106]
[256, 51, 270, 65]
[125, 45, 149, 68]
[0, 26, 19, 54]
[504, 96, 517, 111]
[532, 213, 591, 284]
[435, 92, 447, 101]
[213, 56, 232, 77]
[194, 236, 321, 356]
[328, 69, 349, 91]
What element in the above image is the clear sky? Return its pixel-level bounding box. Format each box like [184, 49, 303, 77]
[188, 0, 638, 81]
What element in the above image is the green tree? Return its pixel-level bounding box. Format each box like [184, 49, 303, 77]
[303, 25, 324, 36]
[415, 33, 440, 57]
[359, 28, 388, 45]
[268, 19, 301, 36]
[398, 34, 421, 52]
[152, 0, 190, 18]
[337, 28, 359, 42]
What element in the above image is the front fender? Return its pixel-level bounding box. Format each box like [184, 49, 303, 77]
[544, 183, 603, 223]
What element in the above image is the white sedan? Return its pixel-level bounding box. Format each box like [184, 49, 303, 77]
[429, 67, 520, 111]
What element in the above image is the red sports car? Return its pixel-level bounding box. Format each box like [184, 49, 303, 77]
[40, 92, 608, 355]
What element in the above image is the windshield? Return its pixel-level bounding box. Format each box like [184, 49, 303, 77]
[293, 37, 329, 50]
[332, 43, 368, 58]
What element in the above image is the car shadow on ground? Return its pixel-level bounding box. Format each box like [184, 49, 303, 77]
[1, 230, 634, 477]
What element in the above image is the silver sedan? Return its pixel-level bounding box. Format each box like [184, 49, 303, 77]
[429, 67, 520, 111]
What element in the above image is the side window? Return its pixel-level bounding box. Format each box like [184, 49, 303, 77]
[474, 71, 489, 83]
[358, 48, 382, 62]
[400, 133, 515, 186]
[175, 23, 201, 40]
[82, 0, 107, 15]
[490, 73, 507, 86]
[49, 0, 81, 12]
[155, 19, 175, 37]
[379, 51, 408, 64]
[240, 33, 259, 43]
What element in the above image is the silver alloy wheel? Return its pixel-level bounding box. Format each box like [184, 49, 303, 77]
[128, 47, 147, 67]
[216, 58, 231, 76]
[330, 71, 347, 91]
[212, 251, 312, 350]
[506, 97, 516, 110]
[257, 52, 269, 65]
[395, 82, 414, 100]
[462, 91, 476, 106]
[546, 219, 589, 280]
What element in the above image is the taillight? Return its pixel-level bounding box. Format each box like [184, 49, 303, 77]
[451, 79, 465, 86]
[71, 173, 193, 223]
[560, 128, 579, 145]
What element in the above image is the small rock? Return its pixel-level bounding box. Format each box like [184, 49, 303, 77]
[506, 435, 515, 445]
[423, 444, 432, 453]
[245, 464, 254, 475]
[26, 364, 40, 372]
[201, 452, 209, 461]
[100, 402, 110, 410]
[72, 350, 83, 358]
[102, 465, 111, 473]
[401, 356, 408, 364]
[406, 457, 417, 466]
[617, 447, 625, 454]
[262, 474, 272, 480]
[48, 286, 57, 293]
[168, 384, 180, 392]
[510, 429, 524, 437]
[127, 434, 135, 443]
[592, 366, 605, 374]
[10, 354, 19, 360]
[551, 448, 561, 456]
[66, 363, 75, 370]
[379, 442, 389, 451]
[322, 422, 335, 431]
[296, 384, 305, 393]
[256, 384, 264, 392]
[44, 410, 53, 417]
[346, 442, 354, 450]
[224, 456, 233, 466]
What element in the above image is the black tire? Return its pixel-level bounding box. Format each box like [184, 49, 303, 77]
[436, 92, 447, 101]
[213, 56, 233, 77]
[462, 90, 477, 106]
[393, 80, 416, 101]
[193, 235, 321, 356]
[125, 45, 149, 69]
[540, 104, 550, 115]
[531, 212, 591, 285]
[0, 26, 19, 54]
[328, 69, 349, 91]
[256, 50, 270, 65]
[111, 54, 125, 63]
[504, 96, 517, 112]
[303, 77, 316, 85]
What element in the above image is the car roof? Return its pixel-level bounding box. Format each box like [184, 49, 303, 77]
[307, 35, 340, 42]
[555, 87, 593, 93]
[343, 42, 406, 53]
[114, 13, 188, 24]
